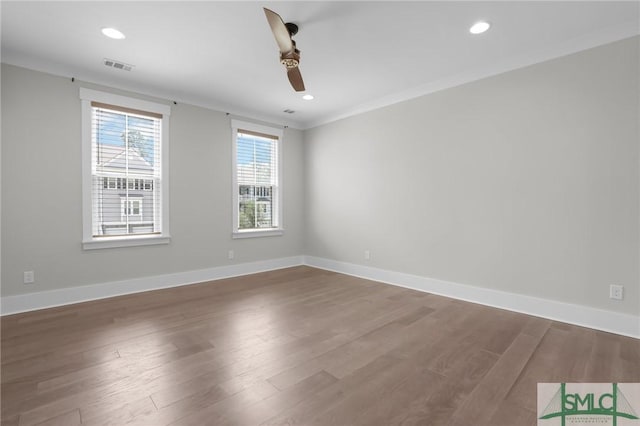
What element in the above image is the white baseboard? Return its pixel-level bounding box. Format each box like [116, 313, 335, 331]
[0, 256, 304, 316]
[304, 256, 640, 339]
[2, 254, 638, 339]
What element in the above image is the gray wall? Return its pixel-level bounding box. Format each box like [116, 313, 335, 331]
[2, 37, 638, 318]
[304, 37, 639, 315]
[1, 64, 305, 296]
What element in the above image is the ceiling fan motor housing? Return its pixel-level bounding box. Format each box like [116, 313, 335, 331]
[280, 49, 300, 69]
[285, 22, 299, 36]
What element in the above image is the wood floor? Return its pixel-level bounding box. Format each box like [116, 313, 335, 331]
[1, 266, 638, 426]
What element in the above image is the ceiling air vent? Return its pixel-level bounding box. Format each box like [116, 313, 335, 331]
[104, 58, 133, 71]
[283, 109, 295, 114]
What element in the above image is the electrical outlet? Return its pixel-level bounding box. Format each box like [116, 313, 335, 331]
[23, 271, 35, 284]
[364, 250, 370, 260]
[228, 250, 234, 260]
[609, 284, 624, 300]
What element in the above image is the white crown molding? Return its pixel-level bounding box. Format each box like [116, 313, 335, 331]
[304, 22, 640, 129]
[3, 21, 638, 132]
[303, 256, 640, 339]
[0, 50, 305, 131]
[0, 256, 304, 316]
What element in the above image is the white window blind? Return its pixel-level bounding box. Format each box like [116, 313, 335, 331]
[91, 103, 162, 237]
[236, 130, 278, 229]
[231, 120, 283, 237]
[81, 88, 170, 249]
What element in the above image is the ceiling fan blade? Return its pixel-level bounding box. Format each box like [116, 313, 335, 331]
[287, 67, 305, 92]
[264, 8, 294, 53]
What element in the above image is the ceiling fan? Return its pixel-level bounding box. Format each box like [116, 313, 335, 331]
[263, 7, 305, 92]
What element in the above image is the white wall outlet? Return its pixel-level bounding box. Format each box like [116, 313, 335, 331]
[228, 250, 234, 260]
[364, 250, 370, 261]
[23, 271, 35, 284]
[609, 284, 624, 300]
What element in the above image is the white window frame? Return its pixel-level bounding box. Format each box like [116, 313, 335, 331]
[80, 88, 171, 249]
[231, 120, 283, 239]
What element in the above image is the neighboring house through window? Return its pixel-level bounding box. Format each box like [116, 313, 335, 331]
[231, 120, 283, 238]
[80, 88, 171, 249]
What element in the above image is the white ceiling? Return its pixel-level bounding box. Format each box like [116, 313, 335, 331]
[2, 1, 638, 129]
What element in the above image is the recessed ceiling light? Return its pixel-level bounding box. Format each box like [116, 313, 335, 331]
[101, 27, 126, 40]
[469, 21, 491, 35]
[302, 94, 314, 101]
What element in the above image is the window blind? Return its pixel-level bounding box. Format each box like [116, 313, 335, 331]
[236, 130, 278, 230]
[91, 104, 162, 237]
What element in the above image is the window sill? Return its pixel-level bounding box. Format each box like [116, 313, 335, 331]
[232, 229, 284, 239]
[83, 234, 171, 250]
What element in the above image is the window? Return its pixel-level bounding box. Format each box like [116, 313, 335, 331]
[103, 177, 116, 189]
[121, 198, 142, 219]
[231, 120, 283, 238]
[80, 88, 171, 249]
[103, 177, 153, 191]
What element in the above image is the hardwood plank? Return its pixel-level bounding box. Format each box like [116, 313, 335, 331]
[486, 400, 537, 426]
[504, 327, 567, 412]
[0, 414, 20, 426]
[352, 366, 446, 425]
[309, 354, 431, 426]
[168, 379, 279, 426]
[80, 396, 156, 426]
[447, 332, 541, 426]
[124, 382, 230, 425]
[263, 353, 404, 425]
[520, 316, 552, 339]
[388, 379, 466, 426]
[264, 301, 430, 391]
[387, 347, 498, 425]
[220, 370, 338, 426]
[32, 409, 81, 426]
